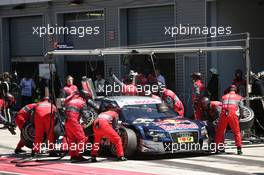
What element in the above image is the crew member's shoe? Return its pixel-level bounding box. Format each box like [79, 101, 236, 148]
[216, 149, 225, 154]
[31, 151, 35, 157]
[117, 156, 127, 161]
[71, 156, 89, 163]
[91, 156, 97, 162]
[14, 148, 26, 154]
[48, 151, 60, 157]
[237, 147, 243, 155]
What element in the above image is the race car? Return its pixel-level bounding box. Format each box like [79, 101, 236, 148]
[98, 96, 209, 157]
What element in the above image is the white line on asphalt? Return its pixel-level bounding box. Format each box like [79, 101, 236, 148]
[0, 170, 26, 175]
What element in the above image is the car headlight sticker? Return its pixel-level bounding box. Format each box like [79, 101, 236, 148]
[146, 130, 166, 139]
[201, 126, 208, 136]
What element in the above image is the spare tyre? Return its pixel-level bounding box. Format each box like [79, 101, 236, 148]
[111, 127, 138, 157]
[239, 105, 255, 130]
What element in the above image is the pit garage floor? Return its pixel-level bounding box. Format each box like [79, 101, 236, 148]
[0, 128, 264, 175]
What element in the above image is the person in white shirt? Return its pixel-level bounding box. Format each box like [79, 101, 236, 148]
[94, 73, 106, 96]
[20, 75, 36, 107]
[155, 69, 166, 86]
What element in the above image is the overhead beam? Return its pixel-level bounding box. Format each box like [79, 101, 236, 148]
[46, 46, 245, 56]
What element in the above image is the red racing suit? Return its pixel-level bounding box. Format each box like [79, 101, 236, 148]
[64, 84, 78, 97]
[162, 88, 184, 117]
[112, 73, 138, 96]
[33, 100, 56, 153]
[215, 91, 243, 148]
[122, 84, 138, 96]
[64, 95, 88, 158]
[137, 74, 147, 96]
[15, 103, 37, 149]
[204, 101, 222, 142]
[192, 80, 206, 120]
[0, 99, 6, 123]
[0, 99, 5, 109]
[91, 111, 124, 158]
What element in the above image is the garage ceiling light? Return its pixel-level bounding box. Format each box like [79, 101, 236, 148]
[13, 3, 26, 10]
[69, 0, 83, 5]
[86, 12, 104, 17]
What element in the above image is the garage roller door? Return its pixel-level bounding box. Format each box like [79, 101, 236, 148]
[10, 16, 43, 57]
[128, 5, 174, 45]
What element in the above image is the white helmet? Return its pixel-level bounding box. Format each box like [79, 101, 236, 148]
[209, 68, 218, 75]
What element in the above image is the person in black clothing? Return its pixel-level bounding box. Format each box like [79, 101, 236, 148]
[207, 68, 219, 101]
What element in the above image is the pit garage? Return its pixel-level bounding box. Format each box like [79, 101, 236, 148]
[207, 0, 264, 94]
[9, 15, 43, 79]
[120, 5, 176, 90]
[63, 10, 105, 86]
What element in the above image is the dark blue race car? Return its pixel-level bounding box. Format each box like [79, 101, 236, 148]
[99, 96, 209, 157]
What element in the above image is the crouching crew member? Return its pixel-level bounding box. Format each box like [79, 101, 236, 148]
[215, 85, 243, 155]
[160, 87, 184, 117]
[201, 97, 222, 142]
[65, 90, 98, 162]
[32, 98, 56, 155]
[91, 103, 127, 162]
[15, 103, 37, 153]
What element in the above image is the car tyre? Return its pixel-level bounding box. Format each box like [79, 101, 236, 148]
[111, 127, 138, 157]
[239, 105, 255, 130]
[21, 122, 35, 148]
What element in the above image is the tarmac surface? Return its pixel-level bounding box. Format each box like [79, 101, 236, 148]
[0, 127, 264, 175]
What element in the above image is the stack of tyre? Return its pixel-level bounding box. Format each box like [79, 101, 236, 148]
[251, 76, 264, 136]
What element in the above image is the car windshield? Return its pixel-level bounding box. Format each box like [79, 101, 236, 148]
[121, 104, 178, 123]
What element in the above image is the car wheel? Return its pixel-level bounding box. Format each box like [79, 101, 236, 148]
[111, 127, 138, 157]
[81, 107, 98, 128]
[239, 105, 255, 130]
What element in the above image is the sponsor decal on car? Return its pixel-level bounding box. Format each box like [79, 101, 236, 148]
[178, 136, 194, 143]
[133, 100, 160, 105]
[154, 119, 198, 131]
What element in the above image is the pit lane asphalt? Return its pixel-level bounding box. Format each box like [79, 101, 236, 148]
[0, 128, 264, 175]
